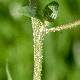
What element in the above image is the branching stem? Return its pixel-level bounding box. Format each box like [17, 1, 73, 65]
[32, 18, 44, 80]
[30, 1, 80, 80]
[32, 18, 80, 80]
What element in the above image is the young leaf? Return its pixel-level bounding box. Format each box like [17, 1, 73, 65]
[19, 4, 43, 22]
[43, 1, 59, 23]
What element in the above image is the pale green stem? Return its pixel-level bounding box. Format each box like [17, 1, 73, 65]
[45, 20, 80, 34]
[32, 19, 80, 80]
[32, 18, 44, 80]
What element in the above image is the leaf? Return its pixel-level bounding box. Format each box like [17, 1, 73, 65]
[6, 59, 12, 80]
[19, 4, 43, 22]
[29, 0, 37, 7]
[43, 1, 59, 23]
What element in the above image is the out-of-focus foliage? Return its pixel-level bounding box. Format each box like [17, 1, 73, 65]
[0, 0, 80, 80]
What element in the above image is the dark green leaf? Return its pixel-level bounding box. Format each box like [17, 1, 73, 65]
[43, 1, 59, 23]
[19, 4, 43, 22]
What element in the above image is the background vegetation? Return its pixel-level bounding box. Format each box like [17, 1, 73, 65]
[0, 0, 80, 80]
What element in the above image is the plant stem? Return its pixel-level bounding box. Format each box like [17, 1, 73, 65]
[45, 20, 80, 34]
[30, 2, 80, 80]
[31, 18, 80, 80]
[32, 18, 44, 80]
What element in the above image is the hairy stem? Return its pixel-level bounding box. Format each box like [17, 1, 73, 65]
[30, 0, 44, 80]
[45, 20, 80, 34]
[31, 18, 80, 80]
[32, 18, 44, 80]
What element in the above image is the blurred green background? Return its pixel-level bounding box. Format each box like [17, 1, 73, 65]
[0, 0, 80, 80]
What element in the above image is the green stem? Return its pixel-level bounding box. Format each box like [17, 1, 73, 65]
[32, 18, 44, 80]
[45, 20, 80, 33]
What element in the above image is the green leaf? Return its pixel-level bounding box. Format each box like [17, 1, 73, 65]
[6, 59, 12, 80]
[19, 4, 43, 22]
[43, 1, 59, 23]
[29, 0, 37, 7]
